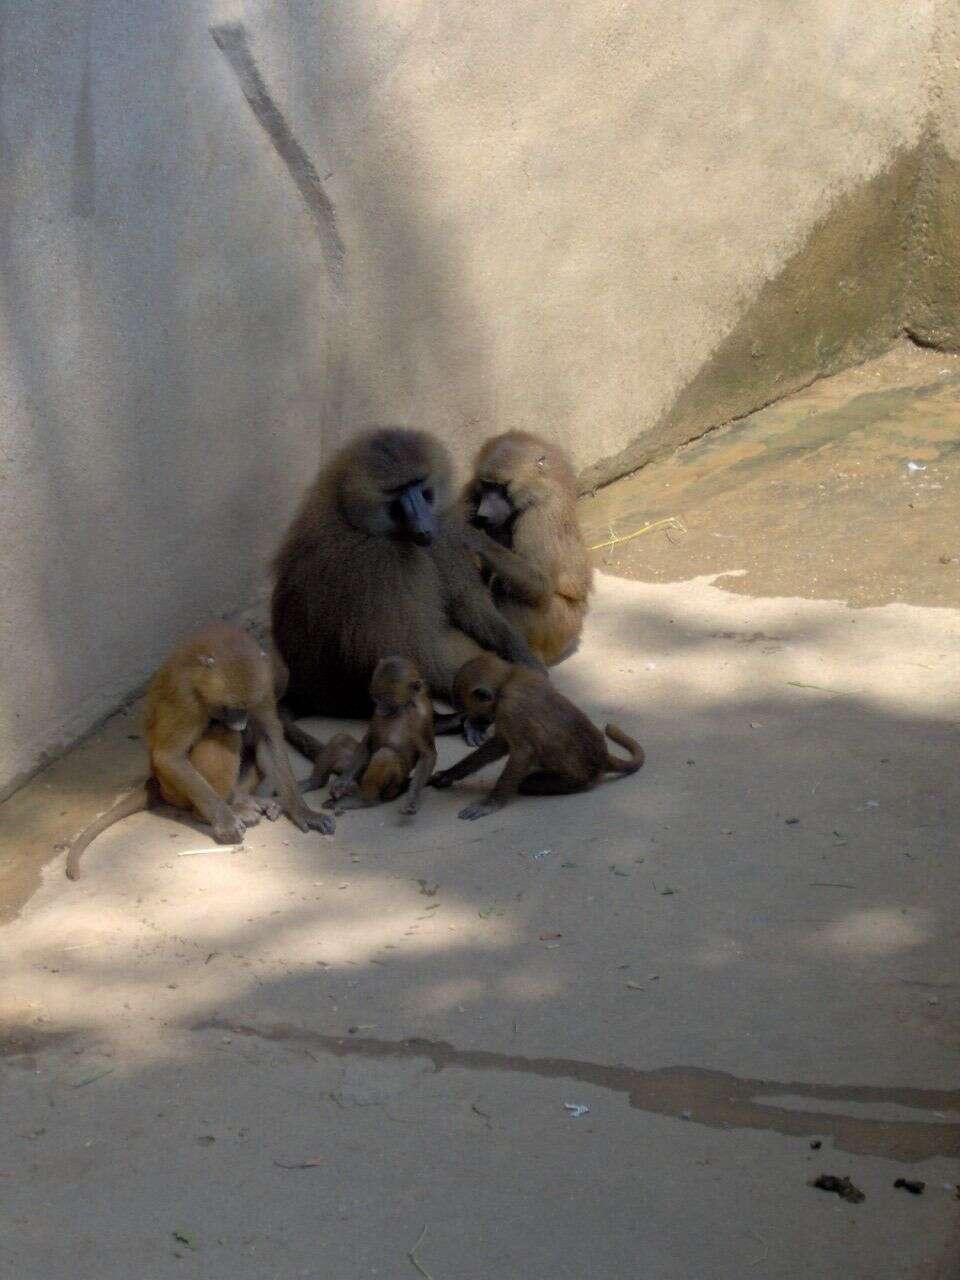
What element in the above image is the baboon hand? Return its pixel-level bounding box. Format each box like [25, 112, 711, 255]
[399, 796, 420, 816]
[233, 797, 265, 826]
[290, 802, 336, 836]
[213, 808, 246, 843]
[458, 799, 502, 821]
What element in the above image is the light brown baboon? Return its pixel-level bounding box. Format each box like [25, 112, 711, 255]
[271, 427, 544, 720]
[62, 623, 332, 879]
[429, 653, 643, 820]
[463, 431, 592, 666]
[306, 657, 436, 816]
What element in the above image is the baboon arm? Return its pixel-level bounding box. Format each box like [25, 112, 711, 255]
[447, 584, 544, 671]
[472, 532, 552, 606]
[255, 704, 326, 831]
[153, 741, 235, 827]
[404, 744, 437, 812]
[432, 516, 544, 672]
[485, 748, 532, 805]
[435, 734, 509, 783]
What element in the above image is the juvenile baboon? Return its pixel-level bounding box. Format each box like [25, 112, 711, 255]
[463, 431, 592, 665]
[429, 653, 643, 820]
[62, 624, 332, 879]
[271, 427, 544, 718]
[305, 656, 436, 816]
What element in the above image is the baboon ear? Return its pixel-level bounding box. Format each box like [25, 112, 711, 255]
[472, 685, 494, 703]
[199, 654, 215, 668]
[536, 454, 546, 469]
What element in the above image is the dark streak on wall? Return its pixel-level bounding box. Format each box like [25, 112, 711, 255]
[211, 22, 344, 289]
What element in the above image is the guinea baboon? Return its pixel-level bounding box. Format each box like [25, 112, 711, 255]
[62, 624, 332, 879]
[463, 431, 592, 665]
[308, 656, 437, 815]
[429, 652, 643, 820]
[271, 427, 544, 719]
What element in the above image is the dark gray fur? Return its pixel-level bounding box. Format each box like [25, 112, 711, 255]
[271, 427, 543, 716]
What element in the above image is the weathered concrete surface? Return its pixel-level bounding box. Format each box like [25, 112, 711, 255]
[3, 555, 960, 1277]
[1, 1, 953, 799]
[907, 1, 960, 351]
[582, 343, 960, 608]
[0, 2, 338, 802]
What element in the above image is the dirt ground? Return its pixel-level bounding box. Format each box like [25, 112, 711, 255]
[2, 343, 960, 1279]
[581, 342, 960, 609]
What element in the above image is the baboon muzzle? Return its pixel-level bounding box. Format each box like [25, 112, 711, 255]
[399, 484, 435, 545]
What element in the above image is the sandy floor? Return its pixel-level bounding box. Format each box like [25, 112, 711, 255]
[2, 344, 959, 1279]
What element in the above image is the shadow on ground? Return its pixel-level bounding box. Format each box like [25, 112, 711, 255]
[2, 570, 959, 1279]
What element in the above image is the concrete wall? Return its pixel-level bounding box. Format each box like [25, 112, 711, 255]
[0, 0, 956, 799]
[905, 0, 960, 348]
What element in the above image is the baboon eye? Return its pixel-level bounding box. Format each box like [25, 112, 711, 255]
[474, 688, 493, 702]
[411, 680, 423, 693]
[423, 488, 434, 504]
[388, 498, 404, 523]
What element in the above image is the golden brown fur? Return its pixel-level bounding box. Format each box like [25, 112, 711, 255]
[429, 653, 643, 820]
[463, 431, 592, 665]
[303, 657, 437, 815]
[63, 624, 331, 879]
[271, 427, 543, 719]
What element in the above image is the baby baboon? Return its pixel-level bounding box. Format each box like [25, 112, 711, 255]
[63, 624, 332, 879]
[463, 431, 592, 665]
[307, 657, 437, 815]
[429, 653, 643, 820]
[271, 427, 544, 719]
[304, 655, 435, 814]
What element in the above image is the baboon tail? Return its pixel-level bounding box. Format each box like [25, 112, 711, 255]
[603, 724, 645, 775]
[64, 780, 157, 881]
[279, 708, 325, 762]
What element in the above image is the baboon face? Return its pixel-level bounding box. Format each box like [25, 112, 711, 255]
[339, 428, 451, 546]
[457, 680, 495, 729]
[193, 644, 271, 732]
[370, 656, 424, 717]
[468, 431, 559, 533]
[473, 483, 514, 530]
[451, 653, 510, 726]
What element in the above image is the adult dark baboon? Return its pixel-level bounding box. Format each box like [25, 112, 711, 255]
[463, 431, 592, 666]
[271, 427, 543, 717]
